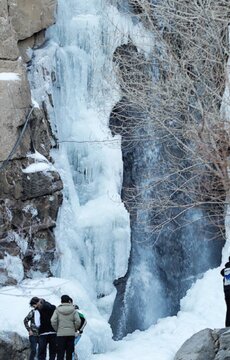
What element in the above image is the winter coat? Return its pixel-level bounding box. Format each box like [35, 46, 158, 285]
[24, 309, 39, 336]
[39, 300, 56, 334]
[221, 261, 230, 296]
[51, 303, 81, 337]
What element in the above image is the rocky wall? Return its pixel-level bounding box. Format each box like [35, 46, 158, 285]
[0, 0, 62, 285]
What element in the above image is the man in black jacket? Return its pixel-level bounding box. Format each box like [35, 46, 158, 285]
[220, 257, 230, 327]
[30, 297, 56, 360]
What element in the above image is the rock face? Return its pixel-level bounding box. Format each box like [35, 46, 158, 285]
[8, 0, 57, 41]
[0, 331, 30, 360]
[0, 0, 60, 285]
[174, 328, 230, 360]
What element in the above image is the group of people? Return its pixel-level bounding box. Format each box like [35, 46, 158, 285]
[24, 295, 86, 360]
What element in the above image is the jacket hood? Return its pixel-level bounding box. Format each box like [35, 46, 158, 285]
[57, 303, 75, 315]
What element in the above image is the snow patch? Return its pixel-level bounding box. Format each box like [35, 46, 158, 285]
[0, 72, 20, 81]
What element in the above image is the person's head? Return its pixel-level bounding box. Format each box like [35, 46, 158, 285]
[61, 295, 72, 304]
[29, 297, 43, 309]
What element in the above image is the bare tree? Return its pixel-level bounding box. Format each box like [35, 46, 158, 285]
[110, 0, 230, 236]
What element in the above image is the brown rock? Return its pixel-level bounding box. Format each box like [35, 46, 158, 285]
[8, 0, 57, 41]
[0, 59, 31, 161]
[0, 0, 19, 60]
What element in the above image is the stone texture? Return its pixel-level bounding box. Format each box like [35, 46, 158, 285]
[0, 157, 63, 284]
[214, 328, 230, 360]
[0, 0, 61, 285]
[0, 331, 30, 359]
[18, 30, 46, 62]
[174, 328, 216, 360]
[0, 59, 31, 161]
[8, 0, 57, 40]
[0, 0, 19, 60]
[174, 328, 230, 360]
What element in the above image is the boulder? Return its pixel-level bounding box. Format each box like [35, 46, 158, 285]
[0, 331, 30, 360]
[174, 328, 230, 360]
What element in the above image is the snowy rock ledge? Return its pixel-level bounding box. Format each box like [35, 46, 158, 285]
[174, 327, 230, 360]
[0, 331, 29, 360]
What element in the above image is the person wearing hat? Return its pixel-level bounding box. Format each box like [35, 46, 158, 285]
[51, 295, 81, 360]
[29, 297, 56, 360]
[24, 298, 40, 360]
[221, 256, 230, 326]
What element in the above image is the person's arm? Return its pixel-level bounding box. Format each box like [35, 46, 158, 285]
[51, 309, 58, 331]
[79, 318, 87, 333]
[24, 310, 33, 333]
[221, 268, 225, 277]
[74, 311, 81, 332]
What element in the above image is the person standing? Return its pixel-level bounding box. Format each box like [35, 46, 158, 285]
[30, 297, 56, 360]
[221, 256, 230, 327]
[24, 302, 40, 360]
[51, 295, 81, 360]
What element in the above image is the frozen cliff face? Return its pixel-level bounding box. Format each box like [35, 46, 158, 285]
[28, 0, 226, 343]
[0, 0, 61, 285]
[29, 0, 134, 319]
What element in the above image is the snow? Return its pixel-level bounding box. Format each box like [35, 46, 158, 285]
[22, 162, 55, 173]
[0, 72, 20, 81]
[0, 266, 226, 360]
[31, 98, 40, 108]
[22, 150, 55, 173]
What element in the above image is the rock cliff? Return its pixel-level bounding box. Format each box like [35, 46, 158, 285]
[0, 0, 62, 285]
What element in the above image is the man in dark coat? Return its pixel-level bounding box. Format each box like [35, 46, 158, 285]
[220, 256, 230, 327]
[30, 297, 56, 360]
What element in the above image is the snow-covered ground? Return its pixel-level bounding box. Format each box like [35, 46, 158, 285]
[0, 264, 226, 360]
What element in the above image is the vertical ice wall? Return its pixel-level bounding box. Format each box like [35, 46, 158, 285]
[29, 0, 133, 316]
[28, 0, 154, 326]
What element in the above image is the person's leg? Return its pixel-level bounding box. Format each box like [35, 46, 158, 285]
[29, 335, 37, 360]
[48, 334, 57, 360]
[225, 296, 230, 326]
[66, 336, 75, 360]
[38, 335, 47, 360]
[56, 336, 65, 360]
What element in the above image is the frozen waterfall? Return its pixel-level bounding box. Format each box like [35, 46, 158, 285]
[29, 0, 135, 318]
[28, 0, 224, 352]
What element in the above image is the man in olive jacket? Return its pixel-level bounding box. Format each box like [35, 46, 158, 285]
[51, 295, 81, 360]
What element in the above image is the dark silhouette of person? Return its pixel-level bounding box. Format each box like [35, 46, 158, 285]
[221, 257, 230, 327]
[30, 297, 56, 360]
